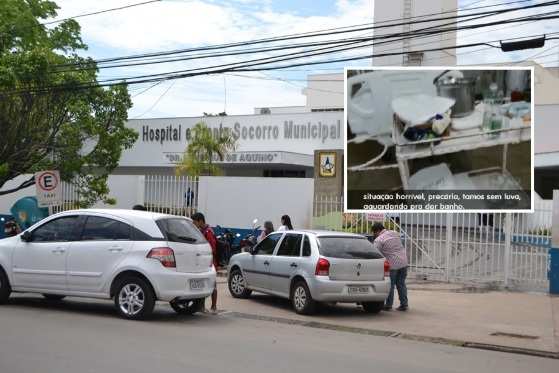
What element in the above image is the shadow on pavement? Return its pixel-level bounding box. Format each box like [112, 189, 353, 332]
[4, 295, 227, 324]
[242, 293, 397, 319]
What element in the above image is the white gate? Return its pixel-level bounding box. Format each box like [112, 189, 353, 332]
[312, 194, 551, 291]
[144, 175, 198, 217]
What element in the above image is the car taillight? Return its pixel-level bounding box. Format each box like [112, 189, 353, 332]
[315, 258, 330, 276]
[147, 247, 176, 268]
[384, 259, 390, 277]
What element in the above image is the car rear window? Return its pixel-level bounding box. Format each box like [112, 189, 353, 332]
[156, 218, 206, 244]
[317, 236, 384, 259]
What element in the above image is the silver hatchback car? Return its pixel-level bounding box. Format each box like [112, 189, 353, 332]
[227, 230, 390, 315]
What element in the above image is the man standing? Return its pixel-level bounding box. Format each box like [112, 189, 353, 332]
[372, 222, 409, 311]
[191, 212, 218, 313]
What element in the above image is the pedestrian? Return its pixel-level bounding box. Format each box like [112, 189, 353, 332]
[372, 222, 409, 311]
[277, 215, 293, 231]
[185, 187, 195, 215]
[191, 212, 218, 314]
[132, 204, 147, 211]
[257, 221, 274, 243]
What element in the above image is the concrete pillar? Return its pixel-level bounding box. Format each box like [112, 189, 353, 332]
[550, 190, 559, 294]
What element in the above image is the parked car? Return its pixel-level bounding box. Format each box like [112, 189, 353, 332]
[0, 209, 216, 320]
[227, 230, 390, 315]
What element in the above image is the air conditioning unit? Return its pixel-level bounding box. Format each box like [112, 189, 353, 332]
[259, 107, 271, 114]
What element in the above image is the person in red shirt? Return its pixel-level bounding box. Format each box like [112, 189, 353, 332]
[192, 212, 218, 313]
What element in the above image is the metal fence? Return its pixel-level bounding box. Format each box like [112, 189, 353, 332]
[144, 175, 199, 217]
[312, 194, 552, 291]
[51, 181, 81, 213]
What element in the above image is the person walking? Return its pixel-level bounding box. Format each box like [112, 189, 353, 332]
[191, 212, 218, 313]
[372, 222, 409, 311]
[277, 215, 293, 231]
[257, 221, 274, 243]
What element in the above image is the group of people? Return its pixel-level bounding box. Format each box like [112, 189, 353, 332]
[257, 214, 293, 242]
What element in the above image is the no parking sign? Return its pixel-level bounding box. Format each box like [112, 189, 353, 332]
[35, 170, 61, 207]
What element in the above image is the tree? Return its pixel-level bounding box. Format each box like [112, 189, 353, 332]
[176, 122, 236, 177]
[0, 0, 137, 207]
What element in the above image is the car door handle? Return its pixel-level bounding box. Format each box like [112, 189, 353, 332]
[263, 261, 270, 266]
[108, 246, 123, 252]
[52, 248, 66, 254]
[290, 263, 298, 268]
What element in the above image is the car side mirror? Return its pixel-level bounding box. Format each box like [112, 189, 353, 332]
[21, 231, 32, 242]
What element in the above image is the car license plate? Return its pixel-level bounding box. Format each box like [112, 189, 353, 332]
[190, 279, 205, 290]
[348, 286, 369, 294]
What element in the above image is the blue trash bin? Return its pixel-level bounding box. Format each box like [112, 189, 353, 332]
[549, 248, 559, 295]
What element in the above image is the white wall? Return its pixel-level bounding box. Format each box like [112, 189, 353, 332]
[0, 174, 36, 214]
[197, 176, 314, 229]
[93, 175, 145, 209]
[0, 174, 144, 214]
[303, 74, 344, 110]
[535, 104, 559, 155]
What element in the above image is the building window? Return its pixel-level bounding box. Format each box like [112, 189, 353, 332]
[404, 52, 424, 66]
[263, 169, 306, 178]
[311, 108, 343, 112]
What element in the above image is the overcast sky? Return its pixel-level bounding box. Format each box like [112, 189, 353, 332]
[47, 0, 559, 118]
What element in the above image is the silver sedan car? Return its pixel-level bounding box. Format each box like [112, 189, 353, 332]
[227, 230, 390, 315]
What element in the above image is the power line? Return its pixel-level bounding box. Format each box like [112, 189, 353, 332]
[91, 12, 559, 84]
[42, 0, 161, 25]
[68, 8, 553, 82]
[132, 80, 176, 118]
[55, 0, 553, 68]
[6, 29, 559, 96]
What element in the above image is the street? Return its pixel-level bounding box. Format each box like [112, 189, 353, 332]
[1, 294, 557, 373]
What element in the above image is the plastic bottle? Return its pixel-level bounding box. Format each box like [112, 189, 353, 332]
[483, 83, 501, 139]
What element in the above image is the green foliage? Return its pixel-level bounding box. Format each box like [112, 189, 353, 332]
[176, 122, 237, 177]
[528, 227, 551, 236]
[0, 0, 137, 206]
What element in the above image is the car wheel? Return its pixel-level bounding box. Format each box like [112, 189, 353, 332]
[114, 277, 155, 320]
[291, 281, 316, 315]
[361, 301, 384, 314]
[170, 298, 204, 315]
[228, 269, 252, 299]
[0, 268, 11, 304]
[42, 294, 66, 301]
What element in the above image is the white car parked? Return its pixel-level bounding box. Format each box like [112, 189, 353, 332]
[228, 230, 390, 315]
[0, 209, 216, 320]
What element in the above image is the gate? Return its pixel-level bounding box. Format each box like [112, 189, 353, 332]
[144, 175, 198, 217]
[312, 194, 551, 291]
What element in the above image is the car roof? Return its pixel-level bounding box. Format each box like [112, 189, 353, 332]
[282, 229, 367, 238]
[50, 209, 192, 238]
[61, 209, 184, 221]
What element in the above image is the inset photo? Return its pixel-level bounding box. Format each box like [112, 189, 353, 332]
[345, 67, 533, 212]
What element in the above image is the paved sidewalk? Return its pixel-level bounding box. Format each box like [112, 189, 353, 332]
[215, 280, 559, 354]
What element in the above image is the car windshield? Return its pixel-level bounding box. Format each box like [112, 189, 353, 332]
[317, 236, 384, 259]
[156, 218, 206, 244]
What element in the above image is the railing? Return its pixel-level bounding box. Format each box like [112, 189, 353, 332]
[312, 194, 551, 291]
[144, 175, 199, 217]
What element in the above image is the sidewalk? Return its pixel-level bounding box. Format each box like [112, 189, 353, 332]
[215, 279, 559, 355]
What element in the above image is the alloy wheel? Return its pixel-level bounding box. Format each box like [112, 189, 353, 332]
[230, 273, 246, 295]
[293, 286, 307, 311]
[118, 283, 145, 316]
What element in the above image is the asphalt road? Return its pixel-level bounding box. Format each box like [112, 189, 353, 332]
[0, 295, 557, 373]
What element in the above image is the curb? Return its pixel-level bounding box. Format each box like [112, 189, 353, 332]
[222, 311, 559, 360]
